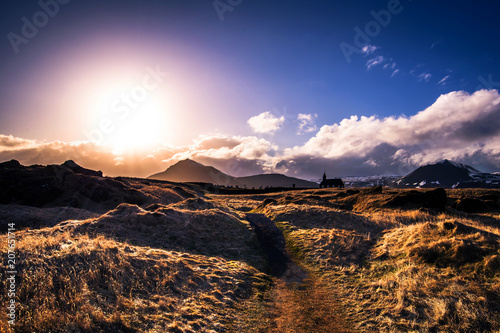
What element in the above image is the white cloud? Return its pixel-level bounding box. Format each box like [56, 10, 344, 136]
[297, 113, 318, 135]
[364, 51, 398, 77]
[247, 111, 285, 134]
[366, 56, 385, 69]
[383, 62, 396, 70]
[185, 135, 277, 161]
[418, 72, 432, 82]
[362, 45, 378, 55]
[437, 75, 450, 86]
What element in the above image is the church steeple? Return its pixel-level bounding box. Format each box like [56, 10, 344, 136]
[322, 172, 327, 181]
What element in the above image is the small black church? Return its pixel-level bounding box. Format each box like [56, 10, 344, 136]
[319, 172, 344, 188]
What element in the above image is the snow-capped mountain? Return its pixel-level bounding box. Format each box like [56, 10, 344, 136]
[396, 159, 500, 188]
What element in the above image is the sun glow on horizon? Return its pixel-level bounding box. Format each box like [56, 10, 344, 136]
[2, 29, 243, 149]
[88, 83, 174, 154]
[107, 103, 171, 153]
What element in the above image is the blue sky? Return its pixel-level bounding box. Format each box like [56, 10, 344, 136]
[1, 0, 500, 178]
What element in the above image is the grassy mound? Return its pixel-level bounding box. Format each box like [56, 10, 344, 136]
[298, 215, 499, 331]
[0, 230, 269, 332]
[56, 202, 266, 268]
[353, 218, 500, 332]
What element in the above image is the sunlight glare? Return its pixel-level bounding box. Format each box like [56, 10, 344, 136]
[103, 94, 172, 154]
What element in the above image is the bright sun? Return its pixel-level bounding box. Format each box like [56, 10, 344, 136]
[108, 97, 171, 154]
[88, 83, 173, 154]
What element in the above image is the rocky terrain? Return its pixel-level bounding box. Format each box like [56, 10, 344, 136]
[1, 160, 499, 332]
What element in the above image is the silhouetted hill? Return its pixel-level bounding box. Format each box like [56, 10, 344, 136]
[148, 159, 237, 184]
[396, 159, 500, 188]
[148, 159, 318, 188]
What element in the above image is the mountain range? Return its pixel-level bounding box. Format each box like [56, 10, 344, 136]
[147, 159, 319, 188]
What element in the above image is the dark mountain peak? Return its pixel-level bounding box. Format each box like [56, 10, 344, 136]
[62, 160, 79, 168]
[173, 159, 204, 168]
[160, 159, 207, 173]
[438, 159, 454, 166]
[0, 159, 22, 169]
[148, 159, 235, 184]
[62, 160, 103, 177]
[398, 159, 486, 188]
[434, 159, 481, 174]
[437, 159, 465, 168]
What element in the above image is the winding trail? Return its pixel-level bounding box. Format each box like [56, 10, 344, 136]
[245, 213, 354, 333]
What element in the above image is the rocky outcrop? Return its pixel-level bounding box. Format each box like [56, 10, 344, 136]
[0, 160, 146, 211]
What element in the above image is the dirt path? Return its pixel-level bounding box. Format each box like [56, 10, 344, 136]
[245, 213, 354, 333]
[246, 213, 290, 276]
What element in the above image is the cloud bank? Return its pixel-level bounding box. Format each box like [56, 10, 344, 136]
[0, 134, 276, 178]
[278, 89, 500, 178]
[2, 90, 500, 179]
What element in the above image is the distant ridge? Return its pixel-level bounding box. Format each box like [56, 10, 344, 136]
[148, 159, 318, 188]
[236, 173, 319, 188]
[396, 159, 500, 188]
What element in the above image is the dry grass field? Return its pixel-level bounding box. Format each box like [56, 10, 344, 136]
[243, 187, 500, 332]
[1, 180, 500, 332]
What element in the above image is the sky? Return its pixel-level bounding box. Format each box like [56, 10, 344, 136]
[1, 0, 500, 179]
